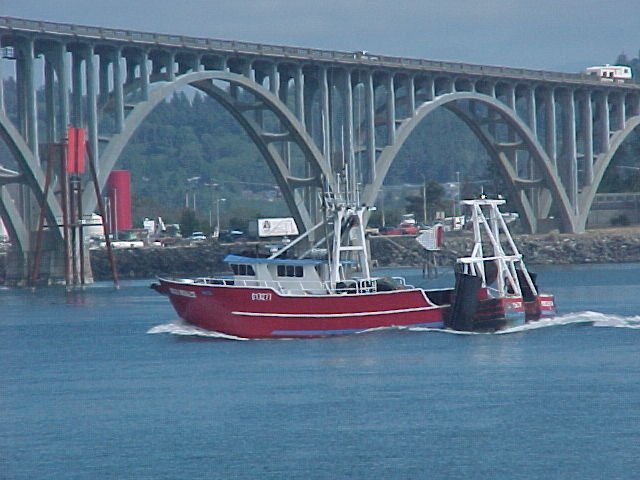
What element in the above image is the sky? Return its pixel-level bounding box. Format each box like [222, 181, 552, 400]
[1, 0, 638, 73]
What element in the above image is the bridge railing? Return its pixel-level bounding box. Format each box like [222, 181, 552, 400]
[1, 16, 637, 88]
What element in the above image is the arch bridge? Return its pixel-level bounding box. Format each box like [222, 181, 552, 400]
[1, 16, 639, 284]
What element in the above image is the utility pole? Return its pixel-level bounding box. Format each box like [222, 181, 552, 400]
[215, 198, 226, 238]
[421, 175, 427, 225]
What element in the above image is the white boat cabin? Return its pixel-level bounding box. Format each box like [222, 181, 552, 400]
[223, 254, 395, 295]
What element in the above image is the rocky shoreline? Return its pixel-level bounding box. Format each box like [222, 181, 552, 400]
[84, 228, 640, 281]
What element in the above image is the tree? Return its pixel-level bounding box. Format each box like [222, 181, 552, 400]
[179, 208, 199, 237]
[424, 180, 446, 221]
[405, 180, 447, 223]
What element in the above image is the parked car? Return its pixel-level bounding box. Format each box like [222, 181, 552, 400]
[188, 231, 207, 242]
[379, 223, 419, 236]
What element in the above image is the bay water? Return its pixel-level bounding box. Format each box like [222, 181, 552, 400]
[2, 263, 640, 479]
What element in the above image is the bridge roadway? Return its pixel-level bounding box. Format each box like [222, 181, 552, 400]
[0, 16, 634, 87]
[0, 16, 639, 284]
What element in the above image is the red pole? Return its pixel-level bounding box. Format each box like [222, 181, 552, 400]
[60, 137, 72, 290]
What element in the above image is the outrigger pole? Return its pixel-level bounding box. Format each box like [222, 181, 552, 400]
[85, 141, 119, 290]
[30, 129, 119, 290]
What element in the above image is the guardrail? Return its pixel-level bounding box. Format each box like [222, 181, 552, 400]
[1, 16, 638, 89]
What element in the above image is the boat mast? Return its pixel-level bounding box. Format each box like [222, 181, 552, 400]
[458, 198, 536, 297]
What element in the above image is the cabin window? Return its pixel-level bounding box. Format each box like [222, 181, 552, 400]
[232, 264, 255, 276]
[276, 264, 304, 277]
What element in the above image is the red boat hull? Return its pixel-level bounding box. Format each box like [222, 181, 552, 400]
[154, 278, 557, 338]
[157, 278, 447, 339]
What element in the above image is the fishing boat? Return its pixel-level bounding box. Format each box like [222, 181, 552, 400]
[152, 193, 555, 338]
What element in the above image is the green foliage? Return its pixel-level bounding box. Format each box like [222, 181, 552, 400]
[599, 129, 640, 193]
[405, 180, 447, 222]
[179, 208, 200, 237]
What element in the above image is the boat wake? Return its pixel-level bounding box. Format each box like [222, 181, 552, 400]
[147, 320, 248, 340]
[148, 311, 640, 340]
[410, 311, 640, 335]
[499, 311, 640, 333]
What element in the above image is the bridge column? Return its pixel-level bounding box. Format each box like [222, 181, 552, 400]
[125, 53, 137, 84]
[294, 64, 304, 122]
[611, 93, 625, 131]
[269, 63, 280, 95]
[86, 46, 99, 168]
[54, 42, 69, 140]
[302, 75, 316, 136]
[386, 74, 396, 144]
[560, 90, 578, 213]
[524, 85, 539, 215]
[406, 74, 415, 116]
[277, 68, 291, 168]
[596, 92, 609, 154]
[21, 38, 38, 163]
[166, 52, 176, 81]
[425, 76, 435, 101]
[341, 70, 355, 192]
[277, 69, 289, 107]
[319, 67, 331, 168]
[364, 71, 375, 183]
[579, 90, 594, 185]
[503, 83, 517, 170]
[72, 51, 83, 126]
[140, 50, 150, 101]
[99, 52, 110, 107]
[44, 56, 56, 144]
[525, 85, 537, 136]
[113, 48, 125, 133]
[543, 88, 557, 168]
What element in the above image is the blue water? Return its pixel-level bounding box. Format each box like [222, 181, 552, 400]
[2, 263, 640, 479]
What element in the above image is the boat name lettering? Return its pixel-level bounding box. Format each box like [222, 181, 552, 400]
[252, 292, 272, 301]
[169, 287, 196, 298]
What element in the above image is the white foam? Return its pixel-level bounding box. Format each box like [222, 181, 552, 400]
[408, 311, 640, 336]
[147, 320, 248, 340]
[498, 311, 640, 333]
[408, 326, 482, 335]
[148, 312, 640, 340]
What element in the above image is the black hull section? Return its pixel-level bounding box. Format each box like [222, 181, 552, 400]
[447, 273, 482, 331]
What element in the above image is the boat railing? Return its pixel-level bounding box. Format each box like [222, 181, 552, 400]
[190, 276, 388, 295]
[333, 278, 378, 294]
[391, 276, 414, 289]
[192, 276, 328, 294]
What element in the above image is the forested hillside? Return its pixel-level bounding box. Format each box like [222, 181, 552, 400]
[117, 91, 492, 227]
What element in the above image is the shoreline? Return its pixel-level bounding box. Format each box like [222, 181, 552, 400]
[2, 228, 639, 282]
[91, 228, 640, 280]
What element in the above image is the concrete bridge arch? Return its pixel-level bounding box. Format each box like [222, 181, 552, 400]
[0, 110, 63, 256]
[362, 92, 577, 233]
[85, 70, 335, 237]
[577, 116, 640, 231]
